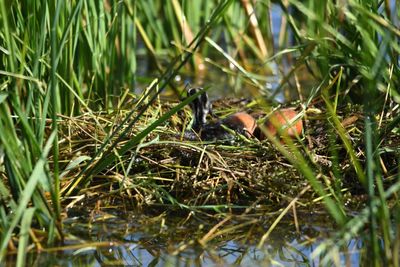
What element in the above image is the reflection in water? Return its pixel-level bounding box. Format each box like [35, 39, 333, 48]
[10, 207, 363, 266]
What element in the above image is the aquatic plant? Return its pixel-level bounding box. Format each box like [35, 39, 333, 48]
[0, 0, 399, 266]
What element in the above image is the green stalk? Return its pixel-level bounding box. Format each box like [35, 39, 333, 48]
[50, 0, 63, 225]
[16, 208, 35, 267]
[365, 114, 380, 266]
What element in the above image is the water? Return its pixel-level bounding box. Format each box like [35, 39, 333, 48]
[7, 206, 363, 266]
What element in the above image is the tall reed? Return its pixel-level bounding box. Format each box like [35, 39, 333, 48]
[277, 0, 400, 265]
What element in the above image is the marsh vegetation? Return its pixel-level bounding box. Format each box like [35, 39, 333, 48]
[1, 0, 399, 266]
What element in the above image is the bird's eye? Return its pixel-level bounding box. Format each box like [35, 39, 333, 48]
[187, 87, 204, 97]
[187, 88, 196, 96]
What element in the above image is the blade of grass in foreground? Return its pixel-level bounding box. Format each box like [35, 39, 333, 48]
[50, 0, 63, 227]
[0, 132, 56, 261]
[259, 124, 347, 226]
[16, 207, 35, 267]
[321, 73, 366, 186]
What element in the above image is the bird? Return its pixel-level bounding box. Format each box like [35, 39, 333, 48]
[185, 87, 257, 141]
[255, 108, 303, 140]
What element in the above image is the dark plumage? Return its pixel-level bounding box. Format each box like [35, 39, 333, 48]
[185, 88, 256, 141]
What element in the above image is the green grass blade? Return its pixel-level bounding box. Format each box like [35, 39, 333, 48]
[16, 207, 35, 267]
[0, 132, 56, 261]
[50, 0, 63, 220]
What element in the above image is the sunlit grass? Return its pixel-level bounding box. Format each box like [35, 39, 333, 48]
[0, 0, 399, 266]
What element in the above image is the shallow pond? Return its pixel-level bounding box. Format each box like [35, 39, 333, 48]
[7, 205, 364, 266]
